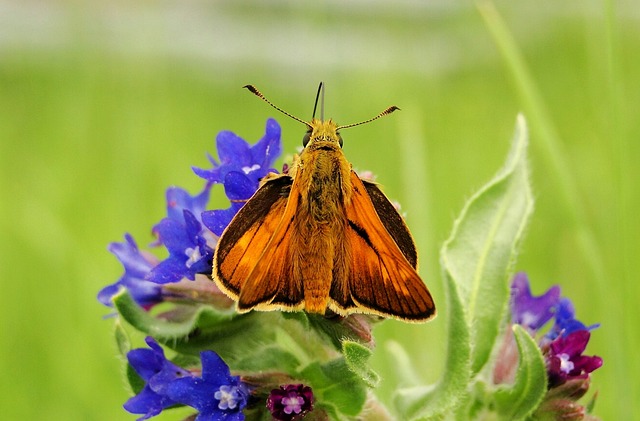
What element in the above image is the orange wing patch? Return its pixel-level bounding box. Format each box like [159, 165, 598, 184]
[213, 175, 291, 299]
[237, 191, 304, 311]
[329, 171, 436, 321]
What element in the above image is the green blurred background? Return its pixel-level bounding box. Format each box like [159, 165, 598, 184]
[1, 1, 637, 419]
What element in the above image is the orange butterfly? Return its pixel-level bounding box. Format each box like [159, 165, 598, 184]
[212, 84, 435, 322]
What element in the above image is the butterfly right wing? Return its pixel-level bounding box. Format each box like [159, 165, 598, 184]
[213, 174, 293, 300]
[362, 180, 418, 268]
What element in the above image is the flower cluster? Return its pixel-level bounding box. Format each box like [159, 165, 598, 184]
[125, 337, 249, 421]
[125, 336, 317, 421]
[502, 272, 603, 420]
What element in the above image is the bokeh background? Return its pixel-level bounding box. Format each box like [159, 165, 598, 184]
[1, 1, 637, 419]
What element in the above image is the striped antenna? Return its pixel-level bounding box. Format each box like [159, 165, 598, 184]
[337, 106, 400, 130]
[243, 85, 311, 128]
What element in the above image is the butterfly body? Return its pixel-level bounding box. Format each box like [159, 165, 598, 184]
[212, 86, 436, 322]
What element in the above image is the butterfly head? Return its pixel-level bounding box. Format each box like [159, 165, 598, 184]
[303, 119, 343, 148]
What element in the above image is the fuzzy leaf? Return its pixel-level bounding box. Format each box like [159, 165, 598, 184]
[113, 290, 282, 364]
[394, 115, 533, 419]
[441, 114, 533, 375]
[393, 266, 471, 419]
[493, 325, 547, 419]
[301, 358, 367, 418]
[343, 340, 380, 388]
[114, 319, 131, 357]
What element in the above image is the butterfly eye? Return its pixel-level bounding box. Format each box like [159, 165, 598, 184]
[337, 133, 343, 148]
[302, 131, 312, 147]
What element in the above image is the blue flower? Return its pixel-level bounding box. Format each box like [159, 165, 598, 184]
[124, 337, 192, 420]
[197, 118, 282, 236]
[546, 298, 600, 340]
[147, 210, 214, 284]
[166, 351, 249, 421]
[146, 183, 216, 284]
[510, 272, 561, 331]
[164, 183, 212, 226]
[98, 234, 163, 309]
[193, 118, 281, 186]
[201, 171, 258, 236]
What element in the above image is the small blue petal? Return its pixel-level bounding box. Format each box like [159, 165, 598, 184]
[165, 351, 248, 420]
[217, 131, 252, 168]
[201, 351, 237, 385]
[146, 258, 193, 283]
[166, 184, 212, 224]
[153, 219, 191, 255]
[224, 171, 258, 201]
[98, 234, 162, 308]
[124, 338, 190, 420]
[252, 118, 282, 169]
[123, 386, 170, 420]
[202, 203, 244, 236]
[547, 298, 600, 339]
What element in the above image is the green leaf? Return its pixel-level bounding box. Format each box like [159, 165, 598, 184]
[114, 290, 286, 365]
[113, 289, 234, 339]
[394, 115, 533, 419]
[441, 114, 533, 375]
[234, 345, 300, 373]
[114, 318, 131, 357]
[300, 358, 367, 418]
[125, 363, 145, 395]
[393, 265, 471, 420]
[343, 340, 380, 388]
[493, 325, 547, 420]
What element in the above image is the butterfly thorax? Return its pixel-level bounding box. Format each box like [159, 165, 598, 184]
[296, 120, 353, 223]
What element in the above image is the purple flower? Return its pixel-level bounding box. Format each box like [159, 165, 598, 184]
[165, 351, 249, 421]
[98, 234, 163, 309]
[146, 183, 216, 285]
[197, 119, 282, 236]
[267, 384, 314, 421]
[124, 337, 191, 420]
[546, 298, 600, 340]
[510, 272, 561, 331]
[546, 330, 603, 388]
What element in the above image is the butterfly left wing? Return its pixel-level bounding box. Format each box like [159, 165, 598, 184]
[329, 171, 436, 322]
[213, 174, 292, 299]
[236, 179, 304, 312]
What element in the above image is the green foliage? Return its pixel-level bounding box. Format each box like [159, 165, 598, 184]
[493, 325, 547, 420]
[395, 116, 540, 420]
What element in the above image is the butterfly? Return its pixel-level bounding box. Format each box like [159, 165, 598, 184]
[212, 84, 435, 322]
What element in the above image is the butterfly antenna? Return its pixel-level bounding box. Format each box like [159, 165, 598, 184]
[312, 82, 323, 120]
[243, 85, 311, 128]
[320, 82, 325, 121]
[337, 106, 400, 130]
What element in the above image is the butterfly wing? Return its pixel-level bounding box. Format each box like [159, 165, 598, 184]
[329, 171, 436, 322]
[236, 178, 304, 312]
[362, 180, 418, 268]
[213, 174, 293, 300]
